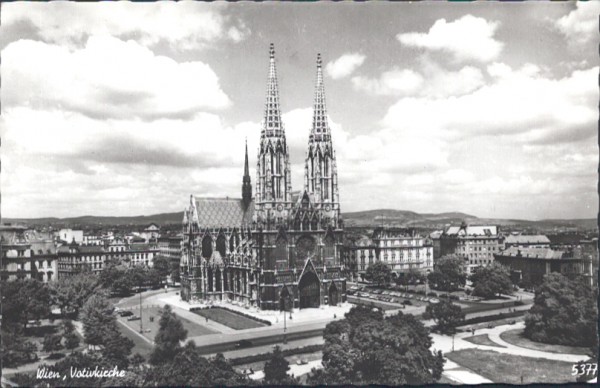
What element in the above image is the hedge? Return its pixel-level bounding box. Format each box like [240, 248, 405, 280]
[462, 310, 525, 326]
[229, 344, 323, 366]
[189, 305, 272, 326]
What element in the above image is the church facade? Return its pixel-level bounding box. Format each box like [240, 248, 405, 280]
[180, 44, 346, 310]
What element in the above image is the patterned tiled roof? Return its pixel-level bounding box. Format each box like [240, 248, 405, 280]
[194, 197, 255, 228]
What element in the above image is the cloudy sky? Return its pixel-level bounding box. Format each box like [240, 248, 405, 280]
[1, 1, 597, 220]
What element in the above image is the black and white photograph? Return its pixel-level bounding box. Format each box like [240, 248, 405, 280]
[0, 1, 598, 386]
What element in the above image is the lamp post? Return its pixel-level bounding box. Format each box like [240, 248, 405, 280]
[139, 285, 143, 334]
[452, 333, 455, 352]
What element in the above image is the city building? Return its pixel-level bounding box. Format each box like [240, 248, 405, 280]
[57, 243, 106, 277]
[372, 228, 434, 275]
[141, 223, 161, 242]
[181, 45, 346, 310]
[440, 223, 501, 273]
[503, 234, 551, 249]
[127, 243, 158, 267]
[494, 246, 594, 287]
[56, 228, 84, 244]
[345, 228, 433, 280]
[1, 225, 58, 282]
[157, 234, 183, 268]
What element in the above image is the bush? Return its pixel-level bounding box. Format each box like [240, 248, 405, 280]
[416, 290, 425, 295]
[449, 295, 459, 301]
[427, 292, 438, 297]
[229, 344, 323, 366]
[46, 352, 66, 360]
[402, 300, 412, 306]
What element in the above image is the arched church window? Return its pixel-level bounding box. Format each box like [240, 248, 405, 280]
[216, 234, 227, 257]
[324, 234, 335, 260]
[275, 234, 287, 267]
[229, 229, 236, 252]
[202, 235, 213, 259]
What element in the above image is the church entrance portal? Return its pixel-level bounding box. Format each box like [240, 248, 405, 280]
[328, 282, 339, 306]
[298, 271, 320, 308]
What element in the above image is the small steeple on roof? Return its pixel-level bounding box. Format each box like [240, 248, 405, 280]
[311, 53, 330, 142]
[262, 43, 284, 139]
[244, 137, 250, 177]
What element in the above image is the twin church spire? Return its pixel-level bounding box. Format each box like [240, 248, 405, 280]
[250, 44, 340, 223]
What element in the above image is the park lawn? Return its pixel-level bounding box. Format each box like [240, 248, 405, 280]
[348, 297, 402, 311]
[119, 306, 218, 341]
[438, 374, 459, 385]
[192, 308, 267, 330]
[116, 320, 154, 358]
[500, 328, 589, 356]
[445, 349, 576, 384]
[462, 334, 506, 348]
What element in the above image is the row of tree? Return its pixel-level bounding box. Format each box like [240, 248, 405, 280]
[364, 254, 514, 299]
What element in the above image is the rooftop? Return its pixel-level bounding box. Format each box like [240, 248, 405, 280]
[496, 246, 571, 260]
[445, 225, 498, 237]
[191, 197, 255, 228]
[504, 235, 551, 245]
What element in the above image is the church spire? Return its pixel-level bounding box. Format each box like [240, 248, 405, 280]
[310, 53, 330, 143]
[262, 43, 284, 139]
[242, 138, 252, 208]
[303, 52, 340, 220]
[254, 43, 292, 223]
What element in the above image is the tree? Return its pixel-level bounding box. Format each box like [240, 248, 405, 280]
[524, 273, 598, 347]
[43, 334, 64, 353]
[365, 261, 392, 287]
[427, 255, 466, 291]
[1, 279, 51, 330]
[101, 325, 134, 369]
[144, 341, 246, 386]
[62, 320, 80, 353]
[50, 271, 99, 317]
[469, 263, 513, 299]
[425, 299, 465, 334]
[264, 345, 293, 384]
[153, 256, 171, 279]
[310, 305, 444, 385]
[171, 266, 181, 283]
[80, 294, 114, 348]
[150, 305, 188, 365]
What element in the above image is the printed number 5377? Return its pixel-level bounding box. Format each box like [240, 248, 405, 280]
[572, 363, 597, 376]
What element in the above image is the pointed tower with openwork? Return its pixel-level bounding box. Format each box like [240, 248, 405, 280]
[242, 138, 252, 209]
[254, 43, 293, 225]
[303, 53, 341, 228]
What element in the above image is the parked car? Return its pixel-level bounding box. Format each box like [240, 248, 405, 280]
[296, 359, 308, 365]
[127, 315, 140, 321]
[119, 310, 134, 317]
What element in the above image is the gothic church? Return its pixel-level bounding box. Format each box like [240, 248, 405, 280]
[180, 44, 346, 310]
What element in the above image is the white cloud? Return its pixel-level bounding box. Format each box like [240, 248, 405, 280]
[352, 62, 484, 98]
[351, 68, 423, 95]
[2, 1, 247, 49]
[326, 53, 366, 79]
[397, 15, 503, 63]
[380, 64, 597, 144]
[556, 1, 600, 45]
[2, 36, 230, 120]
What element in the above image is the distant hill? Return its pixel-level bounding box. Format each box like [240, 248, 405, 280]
[3, 212, 184, 226]
[3, 209, 596, 231]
